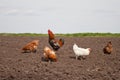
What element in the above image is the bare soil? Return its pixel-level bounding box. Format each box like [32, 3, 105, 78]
[0, 36, 120, 80]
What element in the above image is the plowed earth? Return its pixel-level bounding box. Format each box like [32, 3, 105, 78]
[0, 36, 120, 80]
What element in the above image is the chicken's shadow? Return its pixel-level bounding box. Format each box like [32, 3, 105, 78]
[21, 52, 37, 54]
[41, 57, 49, 62]
[69, 56, 86, 60]
[41, 57, 56, 62]
[69, 56, 76, 59]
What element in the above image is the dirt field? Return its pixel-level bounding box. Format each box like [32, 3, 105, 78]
[0, 36, 120, 80]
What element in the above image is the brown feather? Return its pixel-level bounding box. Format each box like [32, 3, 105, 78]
[22, 40, 39, 53]
[103, 41, 113, 54]
[44, 46, 57, 62]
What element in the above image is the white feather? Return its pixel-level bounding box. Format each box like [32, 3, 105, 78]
[73, 44, 91, 57]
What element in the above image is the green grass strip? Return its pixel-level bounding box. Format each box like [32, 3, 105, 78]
[0, 33, 120, 37]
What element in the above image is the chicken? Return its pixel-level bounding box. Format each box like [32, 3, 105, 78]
[73, 44, 91, 60]
[103, 41, 113, 54]
[48, 29, 64, 51]
[22, 40, 39, 53]
[43, 46, 57, 62]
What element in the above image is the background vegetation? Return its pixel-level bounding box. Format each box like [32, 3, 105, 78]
[0, 33, 120, 37]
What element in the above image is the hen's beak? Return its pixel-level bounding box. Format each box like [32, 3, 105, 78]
[88, 48, 92, 52]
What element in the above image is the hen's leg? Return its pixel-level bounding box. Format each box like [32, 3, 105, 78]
[76, 56, 78, 60]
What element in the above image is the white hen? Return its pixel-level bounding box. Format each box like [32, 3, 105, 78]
[73, 44, 91, 60]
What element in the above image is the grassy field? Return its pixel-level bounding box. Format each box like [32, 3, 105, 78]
[0, 33, 120, 37]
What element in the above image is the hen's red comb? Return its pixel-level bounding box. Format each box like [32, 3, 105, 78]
[48, 29, 53, 34]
